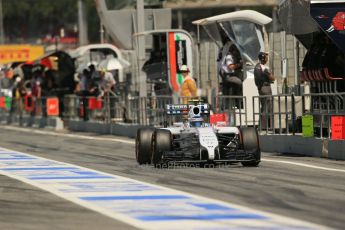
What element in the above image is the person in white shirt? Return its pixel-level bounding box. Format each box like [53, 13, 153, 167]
[219, 43, 243, 109]
[99, 68, 116, 96]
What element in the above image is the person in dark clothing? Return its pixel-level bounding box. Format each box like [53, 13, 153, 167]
[254, 52, 275, 116]
[30, 65, 44, 118]
[88, 64, 100, 81]
[8, 75, 26, 124]
[40, 69, 58, 119]
[76, 68, 92, 121]
[254, 52, 275, 94]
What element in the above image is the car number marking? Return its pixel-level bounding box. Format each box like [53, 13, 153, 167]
[198, 127, 218, 160]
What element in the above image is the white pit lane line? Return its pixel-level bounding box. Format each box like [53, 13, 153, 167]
[0, 145, 330, 229]
[262, 159, 345, 173]
[2, 126, 344, 174]
[1, 125, 135, 145]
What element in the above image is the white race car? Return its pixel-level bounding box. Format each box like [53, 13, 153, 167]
[136, 102, 260, 167]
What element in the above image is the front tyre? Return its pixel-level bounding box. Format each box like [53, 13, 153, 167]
[136, 128, 155, 165]
[240, 127, 261, 167]
[152, 129, 172, 167]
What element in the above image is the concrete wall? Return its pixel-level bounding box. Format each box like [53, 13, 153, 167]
[260, 135, 324, 157]
[260, 135, 345, 160]
[0, 114, 59, 129]
[66, 120, 147, 138]
[198, 41, 218, 102]
[271, 32, 307, 93]
[328, 141, 345, 160]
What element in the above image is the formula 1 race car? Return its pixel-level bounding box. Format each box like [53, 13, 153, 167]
[135, 102, 260, 167]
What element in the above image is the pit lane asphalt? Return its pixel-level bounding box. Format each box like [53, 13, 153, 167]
[0, 126, 344, 230]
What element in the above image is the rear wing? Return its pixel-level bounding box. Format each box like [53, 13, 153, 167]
[166, 103, 210, 115]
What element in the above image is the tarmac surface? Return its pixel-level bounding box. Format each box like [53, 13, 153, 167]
[0, 126, 344, 230]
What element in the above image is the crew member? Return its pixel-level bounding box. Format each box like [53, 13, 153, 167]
[221, 45, 242, 94]
[254, 52, 275, 118]
[180, 65, 197, 104]
[219, 44, 243, 109]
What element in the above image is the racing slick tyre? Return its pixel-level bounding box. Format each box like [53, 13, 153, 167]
[240, 127, 261, 167]
[136, 127, 155, 165]
[152, 129, 172, 167]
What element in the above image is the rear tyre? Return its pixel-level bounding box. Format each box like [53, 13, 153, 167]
[136, 128, 155, 165]
[152, 129, 172, 167]
[240, 127, 261, 167]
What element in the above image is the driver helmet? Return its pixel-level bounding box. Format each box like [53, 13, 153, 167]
[189, 116, 204, 127]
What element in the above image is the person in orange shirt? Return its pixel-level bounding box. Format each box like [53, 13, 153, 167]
[179, 65, 197, 104]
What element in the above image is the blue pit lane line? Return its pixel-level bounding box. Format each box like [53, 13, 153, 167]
[136, 213, 267, 221]
[3, 167, 78, 170]
[81, 195, 189, 200]
[0, 146, 326, 230]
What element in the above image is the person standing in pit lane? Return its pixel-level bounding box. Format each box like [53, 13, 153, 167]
[219, 43, 243, 109]
[179, 65, 197, 104]
[254, 52, 275, 128]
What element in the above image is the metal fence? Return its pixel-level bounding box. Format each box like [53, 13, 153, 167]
[0, 95, 245, 127]
[0, 96, 55, 126]
[1, 92, 344, 139]
[213, 95, 247, 127]
[253, 94, 300, 135]
[302, 93, 345, 138]
[253, 93, 345, 138]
